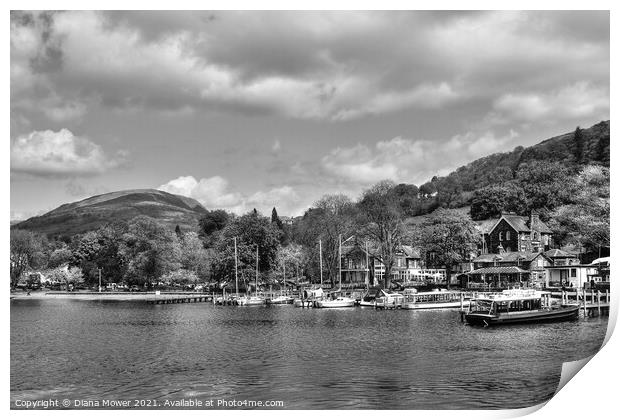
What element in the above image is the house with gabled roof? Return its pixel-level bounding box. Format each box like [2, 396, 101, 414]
[480, 211, 553, 254]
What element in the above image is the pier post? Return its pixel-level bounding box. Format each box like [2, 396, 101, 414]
[597, 290, 601, 316]
[460, 293, 464, 311]
[582, 288, 587, 318]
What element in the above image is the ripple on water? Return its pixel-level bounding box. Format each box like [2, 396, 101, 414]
[11, 300, 608, 409]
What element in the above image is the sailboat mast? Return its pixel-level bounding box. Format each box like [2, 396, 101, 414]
[234, 236, 239, 296]
[339, 234, 342, 290]
[256, 244, 259, 295]
[319, 239, 323, 287]
[282, 258, 285, 296]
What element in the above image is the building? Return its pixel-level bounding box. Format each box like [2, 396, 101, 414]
[480, 211, 553, 254]
[463, 251, 552, 289]
[545, 265, 599, 289]
[340, 244, 446, 288]
[543, 249, 580, 266]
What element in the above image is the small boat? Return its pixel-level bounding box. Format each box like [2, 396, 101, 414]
[317, 296, 356, 308]
[237, 295, 266, 306]
[402, 289, 468, 310]
[374, 290, 405, 309]
[270, 295, 294, 305]
[465, 289, 579, 326]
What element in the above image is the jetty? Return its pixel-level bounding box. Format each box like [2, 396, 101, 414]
[552, 289, 611, 317]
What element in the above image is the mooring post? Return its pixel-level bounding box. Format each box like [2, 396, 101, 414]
[597, 290, 601, 316]
[582, 288, 587, 318]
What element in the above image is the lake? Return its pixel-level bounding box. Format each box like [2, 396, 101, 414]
[10, 299, 607, 409]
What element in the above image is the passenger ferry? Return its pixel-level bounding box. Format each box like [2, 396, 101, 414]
[401, 289, 467, 310]
[465, 289, 579, 326]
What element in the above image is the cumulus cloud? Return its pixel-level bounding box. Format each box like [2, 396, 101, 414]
[492, 82, 609, 123]
[10, 129, 127, 177]
[157, 175, 302, 216]
[10, 11, 608, 124]
[321, 131, 520, 186]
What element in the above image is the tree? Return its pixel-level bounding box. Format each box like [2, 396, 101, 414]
[549, 166, 610, 253]
[179, 231, 211, 281]
[48, 247, 73, 268]
[198, 210, 230, 237]
[469, 184, 527, 220]
[10, 230, 46, 288]
[573, 126, 585, 163]
[515, 161, 577, 216]
[211, 210, 282, 287]
[357, 181, 406, 289]
[71, 222, 128, 286]
[294, 194, 356, 287]
[271, 207, 284, 231]
[119, 217, 181, 287]
[414, 209, 480, 287]
[275, 243, 304, 288]
[175, 224, 182, 238]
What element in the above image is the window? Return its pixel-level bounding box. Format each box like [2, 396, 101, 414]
[506, 231, 511, 240]
[499, 231, 503, 241]
[571, 268, 577, 278]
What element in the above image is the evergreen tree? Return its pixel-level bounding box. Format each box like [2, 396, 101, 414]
[573, 126, 585, 163]
[271, 207, 284, 230]
[175, 224, 182, 238]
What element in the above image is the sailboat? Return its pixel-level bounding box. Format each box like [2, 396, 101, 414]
[316, 234, 355, 308]
[237, 244, 265, 306]
[271, 254, 294, 304]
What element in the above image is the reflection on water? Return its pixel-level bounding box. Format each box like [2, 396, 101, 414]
[11, 300, 607, 409]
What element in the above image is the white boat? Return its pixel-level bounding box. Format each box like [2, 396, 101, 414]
[270, 295, 294, 305]
[375, 290, 405, 309]
[316, 296, 355, 308]
[401, 289, 468, 310]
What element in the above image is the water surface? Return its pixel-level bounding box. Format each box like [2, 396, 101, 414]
[11, 299, 607, 409]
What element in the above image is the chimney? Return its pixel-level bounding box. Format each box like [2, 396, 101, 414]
[530, 210, 539, 229]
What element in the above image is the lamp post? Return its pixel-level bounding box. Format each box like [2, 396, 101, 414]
[98, 267, 102, 293]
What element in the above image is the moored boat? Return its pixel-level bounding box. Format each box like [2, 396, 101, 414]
[465, 289, 579, 326]
[270, 295, 295, 305]
[402, 289, 468, 310]
[316, 295, 355, 308]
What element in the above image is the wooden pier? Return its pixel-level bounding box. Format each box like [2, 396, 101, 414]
[552, 289, 611, 317]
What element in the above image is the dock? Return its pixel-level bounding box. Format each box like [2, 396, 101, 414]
[552, 289, 611, 317]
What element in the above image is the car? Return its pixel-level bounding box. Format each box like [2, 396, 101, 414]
[129, 285, 140, 292]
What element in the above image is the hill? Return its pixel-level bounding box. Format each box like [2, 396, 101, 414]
[14, 189, 207, 238]
[409, 120, 610, 214]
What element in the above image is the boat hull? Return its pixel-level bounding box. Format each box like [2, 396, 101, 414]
[402, 300, 467, 310]
[465, 305, 580, 326]
[270, 297, 294, 305]
[317, 299, 355, 308]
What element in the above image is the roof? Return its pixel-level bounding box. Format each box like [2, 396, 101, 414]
[467, 266, 529, 275]
[590, 257, 610, 265]
[400, 245, 421, 259]
[544, 249, 578, 258]
[473, 252, 543, 263]
[488, 213, 553, 234]
[475, 219, 497, 234]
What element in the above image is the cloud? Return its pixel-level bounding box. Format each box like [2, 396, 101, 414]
[321, 131, 520, 187]
[10, 129, 128, 177]
[492, 82, 609, 123]
[157, 175, 302, 216]
[11, 11, 608, 124]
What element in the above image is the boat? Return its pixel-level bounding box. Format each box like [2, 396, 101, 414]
[464, 289, 579, 326]
[270, 295, 294, 305]
[316, 294, 355, 308]
[361, 288, 404, 308]
[401, 289, 468, 310]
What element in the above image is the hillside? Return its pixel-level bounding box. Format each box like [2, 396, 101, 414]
[14, 189, 207, 238]
[415, 120, 610, 211]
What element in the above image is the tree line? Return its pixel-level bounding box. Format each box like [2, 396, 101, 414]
[10, 164, 609, 291]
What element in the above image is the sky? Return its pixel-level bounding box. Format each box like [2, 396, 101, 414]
[9, 10, 610, 220]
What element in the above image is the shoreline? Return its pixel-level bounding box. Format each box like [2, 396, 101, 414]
[9, 291, 214, 301]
